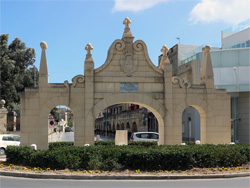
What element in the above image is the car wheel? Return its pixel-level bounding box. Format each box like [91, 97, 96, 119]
[0, 148, 5, 155]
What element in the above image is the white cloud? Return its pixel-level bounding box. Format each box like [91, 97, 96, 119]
[189, 0, 250, 24]
[112, 0, 169, 12]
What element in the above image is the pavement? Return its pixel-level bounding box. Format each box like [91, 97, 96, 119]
[1, 170, 250, 180]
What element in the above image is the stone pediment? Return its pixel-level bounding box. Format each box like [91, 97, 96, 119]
[95, 18, 163, 77]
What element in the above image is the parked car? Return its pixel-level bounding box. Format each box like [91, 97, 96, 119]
[130, 132, 159, 142]
[65, 127, 71, 132]
[0, 134, 20, 155]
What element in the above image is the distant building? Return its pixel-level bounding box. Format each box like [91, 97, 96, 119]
[95, 104, 158, 138]
[167, 19, 250, 144]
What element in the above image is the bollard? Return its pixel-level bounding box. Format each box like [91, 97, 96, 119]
[30, 144, 37, 150]
[96, 135, 100, 141]
[195, 140, 201, 145]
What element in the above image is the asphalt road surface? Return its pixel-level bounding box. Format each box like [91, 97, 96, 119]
[1, 176, 249, 188]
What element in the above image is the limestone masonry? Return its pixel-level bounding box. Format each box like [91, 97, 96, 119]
[20, 17, 231, 149]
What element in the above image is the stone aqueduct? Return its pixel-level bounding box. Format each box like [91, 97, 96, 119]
[21, 18, 231, 149]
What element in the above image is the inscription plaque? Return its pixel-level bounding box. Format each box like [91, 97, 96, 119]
[120, 82, 138, 92]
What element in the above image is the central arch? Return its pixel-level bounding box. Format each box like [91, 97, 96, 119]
[86, 93, 166, 145]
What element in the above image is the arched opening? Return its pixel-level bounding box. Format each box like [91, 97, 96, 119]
[48, 105, 74, 143]
[126, 122, 131, 139]
[121, 123, 125, 130]
[182, 106, 201, 142]
[94, 103, 159, 141]
[132, 122, 138, 133]
[117, 124, 120, 130]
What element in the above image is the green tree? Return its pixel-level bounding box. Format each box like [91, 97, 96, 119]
[50, 107, 59, 123]
[0, 34, 38, 110]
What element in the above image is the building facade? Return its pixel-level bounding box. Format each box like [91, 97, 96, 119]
[95, 104, 158, 138]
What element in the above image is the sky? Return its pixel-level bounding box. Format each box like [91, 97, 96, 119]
[1, 0, 250, 83]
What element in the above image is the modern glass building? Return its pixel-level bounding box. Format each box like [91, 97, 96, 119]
[169, 19, 250, 144]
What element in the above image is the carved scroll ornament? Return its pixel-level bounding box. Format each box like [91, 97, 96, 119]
[72, 75, 85, 88]
[172, 76, 191, 88]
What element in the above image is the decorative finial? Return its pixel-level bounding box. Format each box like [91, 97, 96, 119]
[159, 44, 170, 69]
[123, 17, 131, 29]
[85, 42, 93, 55]
[0, 100, 5, 108]
[40, 41, 48, 50]
[202, 45, 211, 53]
[161, 44, 169, 56]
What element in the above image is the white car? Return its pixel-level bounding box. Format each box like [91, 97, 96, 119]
[130, 132, 159, 142]
[0, 134, 20, 155]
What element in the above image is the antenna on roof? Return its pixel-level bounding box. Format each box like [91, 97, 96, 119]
[176, 37, 180, 44]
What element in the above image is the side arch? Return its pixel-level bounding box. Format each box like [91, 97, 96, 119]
[38, 97, 84, 148]
[174, 96, 214, 144]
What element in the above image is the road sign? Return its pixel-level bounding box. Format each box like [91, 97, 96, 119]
[49, 120, 55, 126]
[49, 114, 54, 120]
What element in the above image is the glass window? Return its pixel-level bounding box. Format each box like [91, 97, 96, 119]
[2, 136, 14, 141]
[141, 133, 149, 139]
[239, 66, 250, 84]
[135, 134, 141, 138]
[231, 98, 238, 119]
[221, 51, 238, 67]
[152, 134, 159, 139]
[211, 52, 220, 67]
[239, 50, 250, 66]
[242, 43, 245, 48]
[246, 40, 250, 47]
[13, 136, 20, 141]
[239, 84, 250, 91]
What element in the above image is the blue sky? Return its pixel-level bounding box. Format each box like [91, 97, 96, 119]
[2, 0, 249, 83]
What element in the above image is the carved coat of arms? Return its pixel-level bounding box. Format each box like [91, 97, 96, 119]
[120, 51, 138, 77]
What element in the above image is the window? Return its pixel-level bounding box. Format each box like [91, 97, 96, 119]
[2, 136, 14, 141]
[13, 136, 20, 141]
[135, 134, 141, 138]
[152, 134, 159, 139]
[246, 40, 250, 47]
[140, 133, 149, 139]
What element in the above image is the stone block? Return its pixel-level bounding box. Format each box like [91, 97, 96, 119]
[115, 130, 128, 145]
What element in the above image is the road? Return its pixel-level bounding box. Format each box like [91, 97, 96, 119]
[0, 176, 249, 188]
[48, 132, 114, 142]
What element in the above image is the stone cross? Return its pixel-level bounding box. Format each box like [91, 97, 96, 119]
[85, 43, 93, 55]
[123, 17, 131, 29]
[161, 44, 169, 56]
